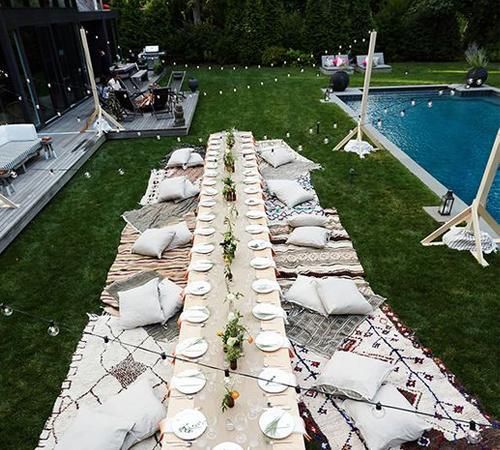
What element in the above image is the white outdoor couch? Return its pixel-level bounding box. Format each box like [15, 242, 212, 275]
[355, 52, 392, 72]
[320, 55, 354, 74]
[0, 124, 42, 172]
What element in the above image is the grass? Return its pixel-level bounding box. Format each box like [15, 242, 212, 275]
[0, 62, 499, 449]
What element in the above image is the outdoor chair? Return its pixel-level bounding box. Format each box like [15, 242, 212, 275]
[320, 54, 354, 74]
[151, 87, 174, 119]
[115, 89, 144, 119]
[355, 52, 392, 72]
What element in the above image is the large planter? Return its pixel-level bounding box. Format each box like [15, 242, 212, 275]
[329, 71, 350, 92]
[466, 67, 488, 87]
[188, 78, 199, 92]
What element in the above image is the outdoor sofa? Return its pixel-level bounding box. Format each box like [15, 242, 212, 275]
[355, 52, 392, 72]
[320, 54, 354, 75]
[0, 124, 41, 173]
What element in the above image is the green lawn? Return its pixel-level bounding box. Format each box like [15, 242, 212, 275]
[0, 62, 499, 449]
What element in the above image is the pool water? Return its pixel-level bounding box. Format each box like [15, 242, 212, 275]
[344, 91, 500, 222]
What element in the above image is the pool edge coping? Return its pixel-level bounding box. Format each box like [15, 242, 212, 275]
[328, 84, 498, 237]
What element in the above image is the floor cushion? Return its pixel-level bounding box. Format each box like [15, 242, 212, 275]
[316, 277, 373, 315]
[266, 179, 314, 208]
[164, 221, 193, 250]
[286, 226, 330, 248]
[260, 146, 295, 168]
[55, 408, 133, 450]
[182, 178, 200, 200]
[342, 383, 431, 450]
[157, 176, 187, 202]
[118, 278, 165, 329]
[132, 229, 175, 258]
[288, 214, 328, 228]
[158, 278, 184, 322]
[316, 351, 393, 400]
[186, 152, 204, 167]
[101, 378, 166, 450]
[106, 270, 163, 303]
[285, 275, 326, 316]
[166, 148, 192, 168]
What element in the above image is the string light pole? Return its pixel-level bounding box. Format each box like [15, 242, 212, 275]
[78, 27, 123, 136]
[333, 30, 383, 157]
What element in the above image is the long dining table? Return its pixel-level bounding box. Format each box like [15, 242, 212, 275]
[160, 131, 305, 450]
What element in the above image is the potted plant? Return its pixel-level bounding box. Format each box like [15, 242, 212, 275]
[218, 310, 252, 370]
[222, 176, 236, 201]
[188, 77, 199, 92]
[220, 224, 238, 266]
[221, 387, 240, 411]
[224, 148, 235, 172]
[465, 43, 488, 87]
[227, 130, 235, 149]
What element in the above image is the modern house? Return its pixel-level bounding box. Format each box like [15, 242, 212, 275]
[0, 0, 117, 129]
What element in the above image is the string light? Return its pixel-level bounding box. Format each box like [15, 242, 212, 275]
[333, 123, 338, 129]
[156, 135, 161, 140]
[297, 145, 303, 152]
[411, 99, 416, 106]
[286, 131, 290, 138]
[400, 110, 406, 117]
[323, 136, 329, 145]
[377, 119, 382, 128]
[117, 168, 125, 176]
[84, 172, 91, 178]
[47, 321, 60, 337]
[1, 303, 13, 316]
[427, 100, 433, 108]
[372, 402, 385, 418]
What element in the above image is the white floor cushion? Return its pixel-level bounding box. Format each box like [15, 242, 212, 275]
[288, 214, 328, 228]
[166, 148, 192, 168]
[163, 221, 193, 250]
[266, 179, 314, 208]
[118, 278, 165, 329]
[260, 147, 295, 168]
[101, 378, 166, 450]
[342, 383, 431, 450]
[316, 351, 393, 400]
[182, 178, 200, 199]
[316, 277, 373, 315]
[186, 152, 204, 167]
[159, 278, 184, 321]
[285, 275, 326, 316]
[132, 229, 175, 258]
[157, 176, 187, 202]
[55, 408, 134, 450]
[287, 226, 330, 248]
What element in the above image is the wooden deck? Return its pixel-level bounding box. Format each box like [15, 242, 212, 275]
[0, 88, 199, 254]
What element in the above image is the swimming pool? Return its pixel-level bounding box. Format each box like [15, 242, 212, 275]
[343, 90, 500, 222]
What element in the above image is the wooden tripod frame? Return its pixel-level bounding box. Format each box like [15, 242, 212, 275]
[421, 130, 500, 267]
[334, 30, 383, 152]
[0, 193, 18, 209]
[78, 28, 124, 135]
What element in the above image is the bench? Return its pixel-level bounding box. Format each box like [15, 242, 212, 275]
[131, 69, 149, 82]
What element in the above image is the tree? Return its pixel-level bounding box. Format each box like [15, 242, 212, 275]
[304, 0, 333, 55]
[238, 0, 267, 64]
[262, 0, 286, 49]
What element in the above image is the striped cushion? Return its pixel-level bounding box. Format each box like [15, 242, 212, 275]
[0, 139, 41, 170]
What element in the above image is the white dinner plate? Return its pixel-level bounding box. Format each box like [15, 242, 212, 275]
[245, 224, 269, 235]
[250, 257, 275, 270]
[177, 337, 209, 358]
[244, 186, 260, 195]
[206, 151, 219, 157]
[202, 179, 216, 186]
[205, 162, 218, 169]
[205, 170, 219, 178]
[259, 408, 294, 440]
[181, 306, 210, 323]
[186, 280, 211, 296]
[172, 369, 207, 394]
[244, 177, 260, 185]
[243, 169, 257, 177]
[246, 210, 266, 220]
[213, 443, 243, 450]
[194, 227, 215, 236]
[199, 199, 216, 208]
[257, 368, 292, 393]
[245, 198, 264, 206]
[189, 260, 214, 272]
[198, 213, 216, 222]
[192, 244, 215, 254]
[172, 409, 208, 440]
[248, 239, 272, 251]
[252, 303, 284, 321]
[255, 331, 284, 353]
[243, 161, 256, 168]
[201, 187, 218, 196]
[252, 278, 280, 294]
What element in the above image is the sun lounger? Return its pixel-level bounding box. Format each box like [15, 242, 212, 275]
[0, 124, 42, 173]
[355, 52, 392, 72]
[320, 54, 354, 75]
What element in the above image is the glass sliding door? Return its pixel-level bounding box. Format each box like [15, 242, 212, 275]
[0, 46, 25, 123]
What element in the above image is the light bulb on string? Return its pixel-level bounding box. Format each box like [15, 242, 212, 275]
[196, 65, 199, 69]
[47, 321, 60, 337]
[260, 81, 264, 86]
[323, 136, 329, 145]
[377, 119, 382, 128]
[466, 420, 482, 444]
[312, 63, 316, 68]
[76, 116, 81, 123]
[247, 85, 250, 89]
[47, 83, 51, 88]
[287, 73, 290, 77]
[208, 66, 211, 70]
[245, 66, 248, 70]
[57, 112, 61, 117]
[383, 108, 388, 114]
[270, 63, 274, 67]
[324, 50, 328, 54]
[300, 68, 304, 73]
[118, 168, 124, 176]
[450, 89, 456, 96]
[438, 90, 443, 96]
[263, 135, 268, 140]
[411, 99, 416, 106]
[427, 100, 433, 108]
[203, 92, 207, 96]
[184, 64, 188, 68]
[233, 87, 237, 93]
[274, 78, 278, 83]
[354, 39, 357, 44]
[49, 169, 55, 176]
[400, 110, 406, 117]
[219, 90, 223, 95]
[257, 64, 261, 69]
[198, 138, 203, 143]
[137, 131, 141, 137]
[36, 104, 40, 110]
[173, 61, 176, 66]
[220, 66, 224, 70]
[26, 78, 31, 84]
[333, 123, 338, 129]
[1, 303, 13, 316]
[84, 172, 91, 179]
[371, 402, 385, 418]
[286, 131, 290, 138]
[102, 336, 110, 348]
[297, 145, 303, 152]
[309, 128, 313, 134]
[18, 96, 22, 101]
[284, 61, 287, 65]
[405, 71, 409, 76]
[177, 137, 181, 142]
[156, 135, 161, 140]
[232, 66, 236, 70]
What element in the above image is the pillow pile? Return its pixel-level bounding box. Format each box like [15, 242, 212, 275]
[166, 148, 203, 169]
[118, 276, 183, 329]
[266, 179, 314, 208]
[288, 214, 328, 228]
[56, 378, 166, 450]
[260, 147, 295, 168]
[157, 176, 200, 203]
[287, 226, 330, 249]
[285, 275, 372, 316]
[132, 221, 192, 258]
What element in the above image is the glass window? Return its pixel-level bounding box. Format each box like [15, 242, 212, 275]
[0, 47, 24, 124]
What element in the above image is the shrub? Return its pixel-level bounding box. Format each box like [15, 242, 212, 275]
[285, 49, 315, 67]
[262, 46, 288, 66]
[465, 43, 488, 68]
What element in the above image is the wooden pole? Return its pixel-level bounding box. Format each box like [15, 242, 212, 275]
[79, 28, 124, 134]
[0, 193, 17, 208]
[357, 31, 377, 143]
[421, 130, 499, 266]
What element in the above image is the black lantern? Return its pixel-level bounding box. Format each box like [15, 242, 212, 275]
[438, 190, 455, 216]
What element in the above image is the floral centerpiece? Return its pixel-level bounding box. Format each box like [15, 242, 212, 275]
[224, 147, 235, 173]
[221, 387, 240, 411]
[227, 129, 235, 149]
[223, 175, 236, 201]
[221, 220, 238, 265]
[217, 311, 252, 370]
